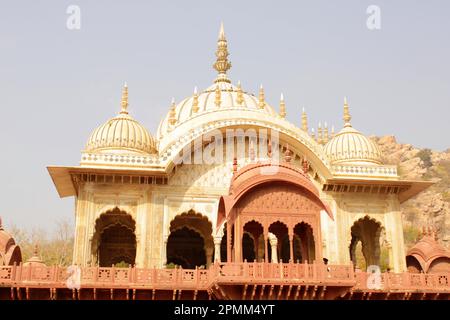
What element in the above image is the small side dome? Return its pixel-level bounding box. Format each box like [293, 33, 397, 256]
[23, 245, 46, 267]
[406, 227, 450, 273]
[85, 84, 157, 155]
[324, 98, 382, 165]
[0, 217, 22, 266]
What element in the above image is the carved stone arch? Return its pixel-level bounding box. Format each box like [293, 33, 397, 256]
[242, 220, 264, 262]
[96, 204, 136, 221]
[169, 209, 213, 241]
[406, 255, 424, 273]
[350, 213, 384, 229]
[349, 215, 385, 270]
[166, 209, 215, 268]
[160, 114, 333, 180]
[92, 207, 137, 267]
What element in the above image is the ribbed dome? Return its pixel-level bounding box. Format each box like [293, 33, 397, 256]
[0, 217, 22, 266]
[324, 99, 382, 165]
[157, 23, 278, 139]
[85, 85, 157, 155]
[157, 81, 277, 139]
[324, 126, 382, 165]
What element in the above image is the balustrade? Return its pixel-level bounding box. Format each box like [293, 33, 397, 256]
[0, 263, 448, 293]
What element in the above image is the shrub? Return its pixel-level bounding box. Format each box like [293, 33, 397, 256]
[403, 225, 421, 249]
[416, 149, 433, 168]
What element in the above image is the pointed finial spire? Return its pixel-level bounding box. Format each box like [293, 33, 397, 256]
[343, 96, 352, 127]
[258, 84, 265, 109]
[33, 244, 39, 257]
[236, 80, 244, 105]
[215, 85, 221, 107]
[279, 93, 286, 118]
[168, 97, 177, 127]
[120, 82, 129, 114]
[331, 125, 335, 138]
[324, 122, 329, 143]
[213, 22, 231, 83]
[318, 122, 323, 144]
[192, 86, 199, 113]
[311, 128, 316, 141]
[301, 107, 308, 132]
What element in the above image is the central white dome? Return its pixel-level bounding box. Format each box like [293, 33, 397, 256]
[157, 23, 280, 139]
[157, 81, 277, 139]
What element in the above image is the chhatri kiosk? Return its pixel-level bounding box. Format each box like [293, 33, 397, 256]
[0, 24, 448, 300]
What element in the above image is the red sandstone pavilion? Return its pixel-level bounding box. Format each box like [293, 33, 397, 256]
[0, 24, 449, 300]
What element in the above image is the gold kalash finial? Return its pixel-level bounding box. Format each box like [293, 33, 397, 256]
[343, 96, 352, 127]
[213, 22, 232, 83]
[120, 82, 129, 114]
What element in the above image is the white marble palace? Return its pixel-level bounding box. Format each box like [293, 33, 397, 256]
[47, 23, 433, 273]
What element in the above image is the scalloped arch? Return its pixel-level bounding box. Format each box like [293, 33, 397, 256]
[157, 109, 332, 179]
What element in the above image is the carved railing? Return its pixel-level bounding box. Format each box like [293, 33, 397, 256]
[0, 264, 212, 290]
[354, 271, 450, 291]
[212, 262, 355, 284]
[0, 263, 449, 292]
[331, 164, 398, 178]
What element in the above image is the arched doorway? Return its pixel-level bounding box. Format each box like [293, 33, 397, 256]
[406, 256, 423, 273]
[268, 221, 290, 262]
[294, 222, 315, 263]
[242, 220, 264, 262]
[167, 227, 206, 268]
[217, 161, 332, 263]
[166, 210, 214, 269]
[349, 216, 383, 270]
[93, 207, 137, 267]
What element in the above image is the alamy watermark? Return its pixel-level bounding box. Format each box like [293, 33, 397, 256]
[172, 128, 284, 176]
[66, 5, 81, 30]
[366, 5, 381, 30]
[66, 265, 81, 290]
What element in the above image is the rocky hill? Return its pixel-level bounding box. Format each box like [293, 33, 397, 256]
[371, 136, 450, 250]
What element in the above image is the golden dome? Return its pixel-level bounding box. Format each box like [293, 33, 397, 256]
[85, 84, 157, 155]
[324, 98, 382, 165]
[157, 23, 277, 139]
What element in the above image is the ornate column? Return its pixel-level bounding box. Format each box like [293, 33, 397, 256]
[234, 217, 241, 262]
[227, 222, 232, 262]
[264, 226, 269, 263]
[214, 237, 222, 263]
[268, 233, 278, 263]
[206, 246, 214, 268]
[289, 229, 294, 262]
[162, 236, 168, 268]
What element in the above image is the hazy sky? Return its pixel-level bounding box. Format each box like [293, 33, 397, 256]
[0, 1, 449, 231]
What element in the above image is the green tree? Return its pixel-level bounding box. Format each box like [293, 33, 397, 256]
[416, 149, 433, 168]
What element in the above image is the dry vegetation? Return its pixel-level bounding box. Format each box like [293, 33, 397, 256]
[9, 218, 74, 266]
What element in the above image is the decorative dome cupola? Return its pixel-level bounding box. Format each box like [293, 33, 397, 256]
[85, 84, 157, 155]
[157, 23, 278, 139]
[324, 98, 382, 165]
[0, 216, 22, 266]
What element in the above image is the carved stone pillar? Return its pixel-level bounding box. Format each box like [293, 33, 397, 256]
[227, 222, 232, 262]
[206, 247, 214, 268]
[264, 227, 269, 263]
[162, 236, 168, 268]
[268, 233, 278, 263]
[214, 237, 222, 263]
[289, 230, 294, 262]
